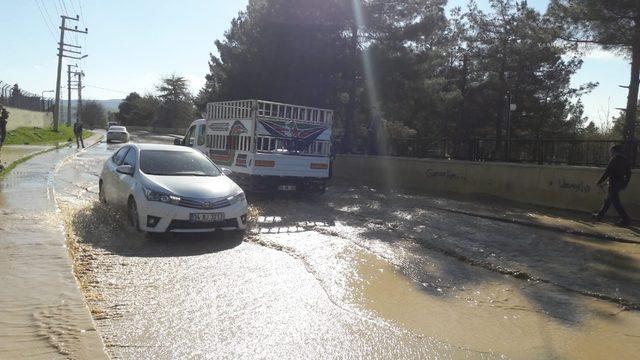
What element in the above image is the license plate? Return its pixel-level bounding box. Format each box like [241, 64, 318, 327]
[278, 185, 297, 191]
[190, 213, 224, 223]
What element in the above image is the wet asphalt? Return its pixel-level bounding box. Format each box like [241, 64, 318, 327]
[51, 132, 640, 359]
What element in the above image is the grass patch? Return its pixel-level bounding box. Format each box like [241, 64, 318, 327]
[4, 125, 90, 146]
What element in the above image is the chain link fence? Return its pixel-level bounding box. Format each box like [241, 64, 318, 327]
[0, 81, 53, 112]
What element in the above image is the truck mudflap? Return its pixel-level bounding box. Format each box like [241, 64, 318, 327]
[231, 173, 327, 194]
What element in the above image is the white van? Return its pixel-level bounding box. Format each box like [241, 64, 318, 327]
[177, 100, 333, 193]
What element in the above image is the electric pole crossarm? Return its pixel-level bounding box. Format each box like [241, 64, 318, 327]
[61, 54, 89, 60]
[60, 27, 88, 34]
[60, 42, 81, 49]
[61, 49, 82, 55]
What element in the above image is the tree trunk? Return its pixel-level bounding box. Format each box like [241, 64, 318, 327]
[623, 18, 640, 161]
[342, 25, 359, 153]
[458, 54, 469, 136]
[493, 61, 506, 158]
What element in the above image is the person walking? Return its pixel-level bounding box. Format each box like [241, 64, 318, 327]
[593, 145, 632, 226]
[0, 105, 9, 170]
[73, 122, 85, 149]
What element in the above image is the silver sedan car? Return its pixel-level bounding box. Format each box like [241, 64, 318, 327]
[99, 144, 248, 234]
[106, 126, 130, 143]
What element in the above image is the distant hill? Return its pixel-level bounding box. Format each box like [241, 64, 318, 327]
[94, 99, 123, 113]
[61, 99, 122, 113]
[58, 99, 123, 124]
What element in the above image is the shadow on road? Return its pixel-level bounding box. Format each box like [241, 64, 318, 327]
[249, 192, 337, 234]
[333, 186, 640, 323]
[250, 185, 640, 326]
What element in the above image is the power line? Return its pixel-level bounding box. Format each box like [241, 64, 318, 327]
[78, 0, 85, 26]
[77, 0, 87, 68]
[67, 0, 79, 17]
[84, 84, 130, 94]
[51, 0, 61, 16]
[39, 0, 56, 24]
[37, 0, 58, 38]
[33, 0, 56, 41]
[58, 0, 68, 15]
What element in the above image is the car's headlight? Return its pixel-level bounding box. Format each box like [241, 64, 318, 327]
[143, 187, 181, 204]
[227, 191, 246, 205]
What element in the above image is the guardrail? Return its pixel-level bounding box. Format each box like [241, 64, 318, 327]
[0, 81, 53, 112]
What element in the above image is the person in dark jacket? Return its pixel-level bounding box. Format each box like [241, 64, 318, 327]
[0, 105, 9, 170]
[593, 145, 632, 226]
[73, 122, 85, 149]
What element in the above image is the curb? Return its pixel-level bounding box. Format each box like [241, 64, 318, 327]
[430, 205, 640, 245]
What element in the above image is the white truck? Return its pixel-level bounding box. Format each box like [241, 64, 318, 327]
[177, 100, 333, 193]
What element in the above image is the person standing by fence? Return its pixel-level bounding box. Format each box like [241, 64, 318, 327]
[593, 145, 632, 226]
[0, 105, 9, 170]
[73, 122, 85, 149]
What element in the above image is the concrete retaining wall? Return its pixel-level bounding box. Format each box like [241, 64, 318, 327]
[3, 106, 53, 131]
[333, 155, 640, 218]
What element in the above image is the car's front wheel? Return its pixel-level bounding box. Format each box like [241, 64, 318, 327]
[128, 197, 141, 232]
[99, 181, 107, 204]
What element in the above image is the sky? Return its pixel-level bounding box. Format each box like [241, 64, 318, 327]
[0, 0, 630, 128]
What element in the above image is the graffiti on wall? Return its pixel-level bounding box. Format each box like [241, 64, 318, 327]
[425, 168, 467, 181]
[557, 178, 592, 194]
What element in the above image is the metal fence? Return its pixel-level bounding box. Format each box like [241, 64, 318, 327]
[0, 81, 53, 112]
[366, 138, 637, 168]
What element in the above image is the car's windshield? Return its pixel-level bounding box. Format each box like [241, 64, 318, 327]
[139, 150, 220, 177]
[110, 126, 126, 132]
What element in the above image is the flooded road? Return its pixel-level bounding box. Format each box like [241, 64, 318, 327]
[0, 140, 106, 359]
[52, 133, 640, 359]
[0, 145, 51, 169]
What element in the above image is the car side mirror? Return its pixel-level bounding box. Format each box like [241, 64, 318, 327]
[221, 167, 233, 176]
[116, 165, 135, 176]
[174, 138, 183, 146]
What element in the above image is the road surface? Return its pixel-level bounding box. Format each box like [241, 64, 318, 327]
[52, 131, 640, 359]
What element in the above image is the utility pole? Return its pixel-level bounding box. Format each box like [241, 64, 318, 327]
[53, 15, 88, 132]
[66, 64, 77, 126]
[76, 71, 85, 124]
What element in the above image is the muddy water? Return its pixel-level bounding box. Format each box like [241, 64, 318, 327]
[0, 145, 50, 167]
[252, 191, 640, 359]
[0, 144, 106, 359]
[353, 252, 640, 359]
[51, 133, 640, 359]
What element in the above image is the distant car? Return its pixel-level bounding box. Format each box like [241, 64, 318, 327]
[106, 126, 130, 143]
[99, 144, 248, 234]
[106, 121, 119, 130]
